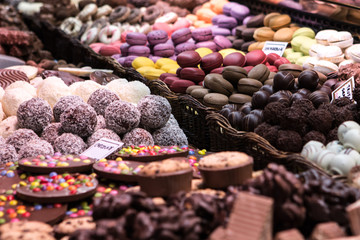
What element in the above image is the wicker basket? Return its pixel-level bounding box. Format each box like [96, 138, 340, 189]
[206, 112, 329, 175]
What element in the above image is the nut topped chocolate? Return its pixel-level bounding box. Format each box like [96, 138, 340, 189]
[199, 151, 252, 168]
[139, 158, 191, 176]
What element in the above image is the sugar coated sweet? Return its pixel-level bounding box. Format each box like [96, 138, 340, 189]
[137, 95, 171, 129]
[122, 128, 154, 147]
[54, 133, 87, 155]
[70, 80, 103, 102]
[18, 139, 54, 159]
[105, 100, 141, 135]
[37, 76, 71, 108]
[87, 129, 121, 147]
[41, 123, 63, 146]
[6, 128, 39, 152]
[0, 116, 18, 139]
[17, 98, 52, 133]
[0, 144, 18, 164]
[53, 95, 84, 122]
[87, 88, 120, 116]
[1, 88, 33, 116]
[114, 81, 150, 105]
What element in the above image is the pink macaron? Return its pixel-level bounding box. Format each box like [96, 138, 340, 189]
[213, 35, 232, 51]
[126, 32, 147, 45]
[192, 27, 213, 42]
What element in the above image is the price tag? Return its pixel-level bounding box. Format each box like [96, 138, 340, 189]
[81, 138, 124, 160]
[331, 76, 355, 102]
[262, 41, 288, 56]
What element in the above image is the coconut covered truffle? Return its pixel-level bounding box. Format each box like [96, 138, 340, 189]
[6, 81, 36, 97]
[95, 115, 106, 131]
[276, 130, 302, 152]
[70, 80, 103, 102]
[60, 103, 97, 138]
[53, 95, 84, 122]
[41, 123, 63, 146]
[105, 100, 140, 135]
[18, 139, 54, 159]
[54, 133, 87, 155]
[17, 98, 52, 133]
[0, 86, 4, 100]
[0, 136, 4, 145]
[87, 129, 121, 147]
[165, 114, 179, 128]
[37, 76, 71, 108]
[1, 87, 33, 116]
[152, 126, 188, 146]
[6, 128, 39, 152]
[87, 88, 120, 116]
[137, 95, 171, 129]
[122, 128, 154, 147]
[0, 144, 18, 163]
[0, 116, 18, 138]
[115, 81, 151, 104]
[105, 79, 128, 96]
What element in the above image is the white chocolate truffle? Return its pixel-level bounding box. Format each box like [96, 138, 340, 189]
[338, 121, 360, 144]
[6, 81, 37, 97]
[340, 148, 360, 165]
[0, 116, 18, 138]
[316, 150, 336, 170]
[326, 140, 344, 153]
[1, 88, 33, 116]
[106, 79, 128, 95]
[301, 140, 325, 162]
[329, 154, 356, 175]
[114, 81, 150, 104]
[30, 76, 44, 88]
[70, 80, 103, 102]
[37, 76, 71, 108]
[343, 128, 360, 152]
[0, 87, 4, 100]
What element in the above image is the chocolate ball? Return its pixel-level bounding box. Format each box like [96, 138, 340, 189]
[268, 91, 290, 107]
[259, 85, 273, 95]
[297, 88, 311, 96]
[309, 91, 330, 108]
[242, 113, 261, 132]
[250, 109, 264, 121]
[219, 107, 234, 119]
[54, 133, 87, 155]
[290, 93, 307, 105]
[122, 128, 154, 147]
[251, 90, 270, 109]
[137, 95, 171, 129]
[228, 111, 244, 130]
[323, 79, 338, 90]
[273, 71, 295, 91]
[18, 139, 54, 159]
[240, 103, 252, 115]
[298, 70, 319, 91]
[53, 95, 84, 122]
[319, 85, 332, 97]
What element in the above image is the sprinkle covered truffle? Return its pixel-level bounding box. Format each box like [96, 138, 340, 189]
[18, 139, 54, 159]
[122, 128, 154, 147]
[53, 95, 84, 122]
[105, 100, 140, 135]
[87, 88, 120, 116]
[0, 144, 18, 163]
[54, 133, 87, 155]
[6, 128, 39, 152]
[41, 123, 63, 146]
[17, 98, 52, 133]
[137, 95, 171, 129]
[60, 103, 97, 138]
[87, 129, 121, 147]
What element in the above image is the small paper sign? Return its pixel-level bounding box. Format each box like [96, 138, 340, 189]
[331, 76, 355, 102]
[262, 41, 288, 56]
[81, 138, 123, 160]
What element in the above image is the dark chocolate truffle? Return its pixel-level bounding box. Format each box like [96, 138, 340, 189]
[280, 106, 309, 135]
[0, 144, 18, 163]
[309, 91, 330, 108]
[273, 71, 295, 91]
[276, 130, 302, 152]
[303, 131, 326, 145]
[333, 97, 352, 107]
[17, 98, 52, 133]
[268, 91, 290, 107]
[122, 128, 154, 147]
[291, 99, 315, 114]
[228, 111, 244, 130]
[41, 123, 63, 146]
[263, 102, 287, 125]
[251, 90, 270, 109]
[153, 126, 188, 146]
[54, 133, 87, 155]
[53, 95, 84, 122]
[308, 109, 333, 133]
[18, 139, 54, 159]
[60, 103, 97, 138]
[6, 129, 40, 152]
[298, 70, 319, 91]
[87, 129, 121, 147]
[327, 128, 338, 143]
[242, 113, 262, 132]
[105, 100, 141, 135]
[254, 123, 280, 146]
[87, 88, 120, 116]
[290, 93, 307, 105]
[137, 95, 171, 129]
[332, 106, 354, 126]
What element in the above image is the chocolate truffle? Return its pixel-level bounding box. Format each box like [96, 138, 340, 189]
[53, 95, 84, 122]
[18, 139, 54, 159]
[6, 128, 40, 152]
[87, 129, 121, 147]
[0, 144, 17, 163]
[137, 95, 171, 129]
[308, 109, 333, 133]
[255, 123, 280, 146]
[242, 113, 262, 132]
[41, 123, 63, 146]
[60, 103, 97, 138]
[276, 130, 302, 152]
[87, 88, 120, 116]
[333, 97, 352, 107]
[327, 128, 338, 143]
[251, 90, 270, 109]
[105, 100, 141, 135]
[264, 102, 287, 125]
[298, 70, 319, 91]
[332, 106, 354, 126]
[308, 91, 330, 108]
[228, 111, 244, 130]
[152, 126, 188, 146]
[280, 107, 309, 135]
[291, 99, 315, 114]
[273, 71, 294, 91]
[17, 98, 52, 133]
[122, 128, 154, 147]
[303, 131, 326, 145]
[54, 133, 87, 155]
[268, 91, 290, 107]
[95, 115, 106, 131]
[165, 114, 180, 128]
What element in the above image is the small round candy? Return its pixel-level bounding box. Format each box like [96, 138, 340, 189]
[17, 98, 52, 133]
[105, 100, 140, 135]
[87, 88, 120, 116]
[60, 103, 97, 138]
[53, 95, 84, 122]
[87, 129, 121, 146]
[41, 123, 63, 146]
[137, 95, 171, 129]
[54, 133, 87, 155]
[6, 128, 40, 152]
[0, 144, 17, 164]
[122, 128, 154, 147]
[152, 125, 188, 146]
[18, 139, 54, 159]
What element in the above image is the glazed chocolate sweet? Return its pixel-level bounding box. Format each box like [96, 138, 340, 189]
[90, 71, 119, 85]
[16, 173, 98, 203]
[18, 153, 95, 174]
[298, 70, 319, 91]
[273, 71, 295, 91]
[251, 90, 270, 109]
[0, 69, 29, 88]
[308, 90, 330, 108]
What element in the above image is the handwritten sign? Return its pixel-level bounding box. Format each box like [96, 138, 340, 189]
[81, 138, 123, 160]
[331, 76, 355, 102]
[262, 41, 288, 56]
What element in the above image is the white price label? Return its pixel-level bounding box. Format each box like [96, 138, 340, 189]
[262, 41, 288, 56]
[81, 138, 123, 160]
[331, 76, 355, 102]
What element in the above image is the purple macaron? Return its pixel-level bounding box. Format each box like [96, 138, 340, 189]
[128, 45, 151, 57]
[192, 27, 213, 42]
[212, 27, 231, 36]
[242, 15, 254, 25]
[217, 16, 238, 29]
[126, 32, 147, 46]
[120, 43, 130, 56]
[148, 55, 162, 63]
[230, 4, 250, 21]
[214, 35, 232, 51]
[147, 30, 168, 45]
[171, 28, 192, 45]
[212, 14, 226, 25]
[124, 55, 138, 67]
[223, 2, 240, 16]
[195, 41, 217, 52]
[175, 42, 196, 55]
[153, 43, 175, 57]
